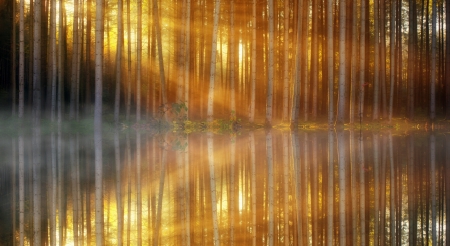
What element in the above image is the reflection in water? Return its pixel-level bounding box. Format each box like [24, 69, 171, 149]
[1, 129, 449, 245]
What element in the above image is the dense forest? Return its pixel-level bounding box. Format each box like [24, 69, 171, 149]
[0, 0, 449, 126]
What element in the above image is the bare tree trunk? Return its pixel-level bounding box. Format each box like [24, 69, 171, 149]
[326, 0, 334, 125]
[136, 0, 142, 122]
[114, 0, 123, 123]
[249, 0, 256, 123]
[380, 0, 387, 118]
[373, 0, 380, 120]
[337, 130, 347, 245]
[206, 0, 221, 122]
[126, 0, 131, 120]
[445, 134, 450, 246]
[184, 0, 191, 118]
[70, 0, 79, 120]
[446, 0, 450, 119]
[388, 0, 396, 122]
[282, 0, 290, 122]
[337, 0, 347, 124]
[358, 0, 366, 124]
[94, 0, 104, 241]
[430, 0, 437, 121]
[152, 0, 167, 108]
[266, 0, 274, 126]
[18, 0, 25, 118]
[407, 0, 416, 119]
[12, 0, 16, 116]
[229, 0, 236, 119]
[311, 0, 318, 120]
[291, 0, 304, 125]
[349, 0, 358, 124]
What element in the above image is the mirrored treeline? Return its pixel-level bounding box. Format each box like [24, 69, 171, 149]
[0, 130, 449, 245]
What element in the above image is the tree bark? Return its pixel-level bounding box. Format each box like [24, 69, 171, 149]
[249, 0, 256, 123]
[291, 0, 304, 125]
[430, 0, 437, 121]
[282, 0, 290, 122]
[326, 0, 334, 125]
[388, 0, 396, 122]
[446, 0, 450, 119]
[206, 0, 221, 122]
[337, 0, 347, 124]
[373, 0, 380, 120]
[114, 0, 123, 124]
[266, 0, 275, 126]
[18, 0, 25, 118]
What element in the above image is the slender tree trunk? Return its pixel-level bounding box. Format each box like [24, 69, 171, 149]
[336, 0, 347, 124]
[136, 0, 142, 122]
[230, 0, 236, 119]
[206, 0, 221, 122]
[126, 0, 131, 120]
[430, 0, 437, 121]
[18, 0, 25, 118]
[349, 0, 358, 124]
[407, 0, 416, 119]
[282, 0, 290, 122]
[184, 0, 191, 118]
[291, 0, 304, 125]
[12, 0, 16, 116]
[311, 0, 318, 120]
[388, 0, 396, 122]
[94, 0, 104, 241]
[266, 0, 274, 126]
[445, 134, 450, 246]
[446, 0, 450, 119]
[114, 0, 123, 123]
[358, 0, 366, 123]
[326, 129, 334, 245]
[152, 0, 167, 107]
[57, 0, 64, 124]
[337, 130, 347, 245]
[327, 0, 334, 125]
[70, 0, 79, 120]
[282, 132, 290, 245]
[49, 0, 57, 122]
[380, 0, 387, 118]
[249, 0, 256, 123]
[373, 0, 380, 120]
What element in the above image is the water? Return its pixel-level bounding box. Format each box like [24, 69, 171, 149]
[1, 128, 448, 245]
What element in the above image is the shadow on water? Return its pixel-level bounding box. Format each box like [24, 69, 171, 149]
[1, 124, 449, 245]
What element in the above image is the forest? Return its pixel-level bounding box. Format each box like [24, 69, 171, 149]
[0, 0, 449, 126]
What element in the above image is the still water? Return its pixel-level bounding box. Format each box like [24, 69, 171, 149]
[0, 128, 448, 245]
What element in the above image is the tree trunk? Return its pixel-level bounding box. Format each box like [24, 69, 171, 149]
[349, 0, 358, 124]
[12, 0, 16, 116]
[336, 0, 347, 124]
[114, 128, 123, 246]
[282, 0, 290, 122]
[249, 0, 256, 123]
[282, 132, 290, 245]
[407, 0, 416, 119]
[152, 0, 167, 109]
[430, 0, 437, 121]
[70, 0, 79, 120]
[114, 0, 123, 123]
[94, 0, 104, 241]
[326, 129, 334, 245]
[380, 0, 387, 118]
[326, 0, 334, 125]
[430, 134, 437, 244]
[388, 132, 396, 244]
[358, 130, 366, 246]
[337, 130, 347, 245]
[18, 134, 25, 246]
[266, 0, 274, 126]
[18, 0, 25, 118]
[373, 0, 380, 120]
[388, 0, 396, 122]
[249, 132, 256, 245]
[206, 0, 221, 122]
[311, 0, 318, 120]
[229, 0, 236, 119]
[446, 0, 450, 119]
[266, 130, 274, 245]
[291, 0, 304, 125]
[184, 0, 191, 118]
[358, 0, 366, 123]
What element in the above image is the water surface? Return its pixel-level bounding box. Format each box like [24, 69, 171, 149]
[1, 128, 448, 245]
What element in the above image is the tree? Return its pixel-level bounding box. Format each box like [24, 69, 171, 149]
[282, 0, 290, 122]
[373, 0, 380, 120]
[229, 0, 236, 119]
[206, 0, 221, 122]
[50, 0, 57, 121]
[358, 0, 367, 123]
[249, 0, 256, 123]
[311, 0, 318, 120]
[70, 0, 80, 120]
[136, 0, 142, 122]
[18, 0, 25, 118]
[266, 0, 274, 126]
[326, 0, 334, 125]
[152, 0, 167, 107]
[446, 0, 450, 119]
[94, 0, 104, 242]
[337, 0, 347, 124]
[430, 0, 437, 121]
[388, 0, 396, 122]
[114, 0, 123, 123]
[291, 0, 305, 126]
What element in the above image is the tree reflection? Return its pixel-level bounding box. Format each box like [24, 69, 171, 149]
[5, 130, 450, 245]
